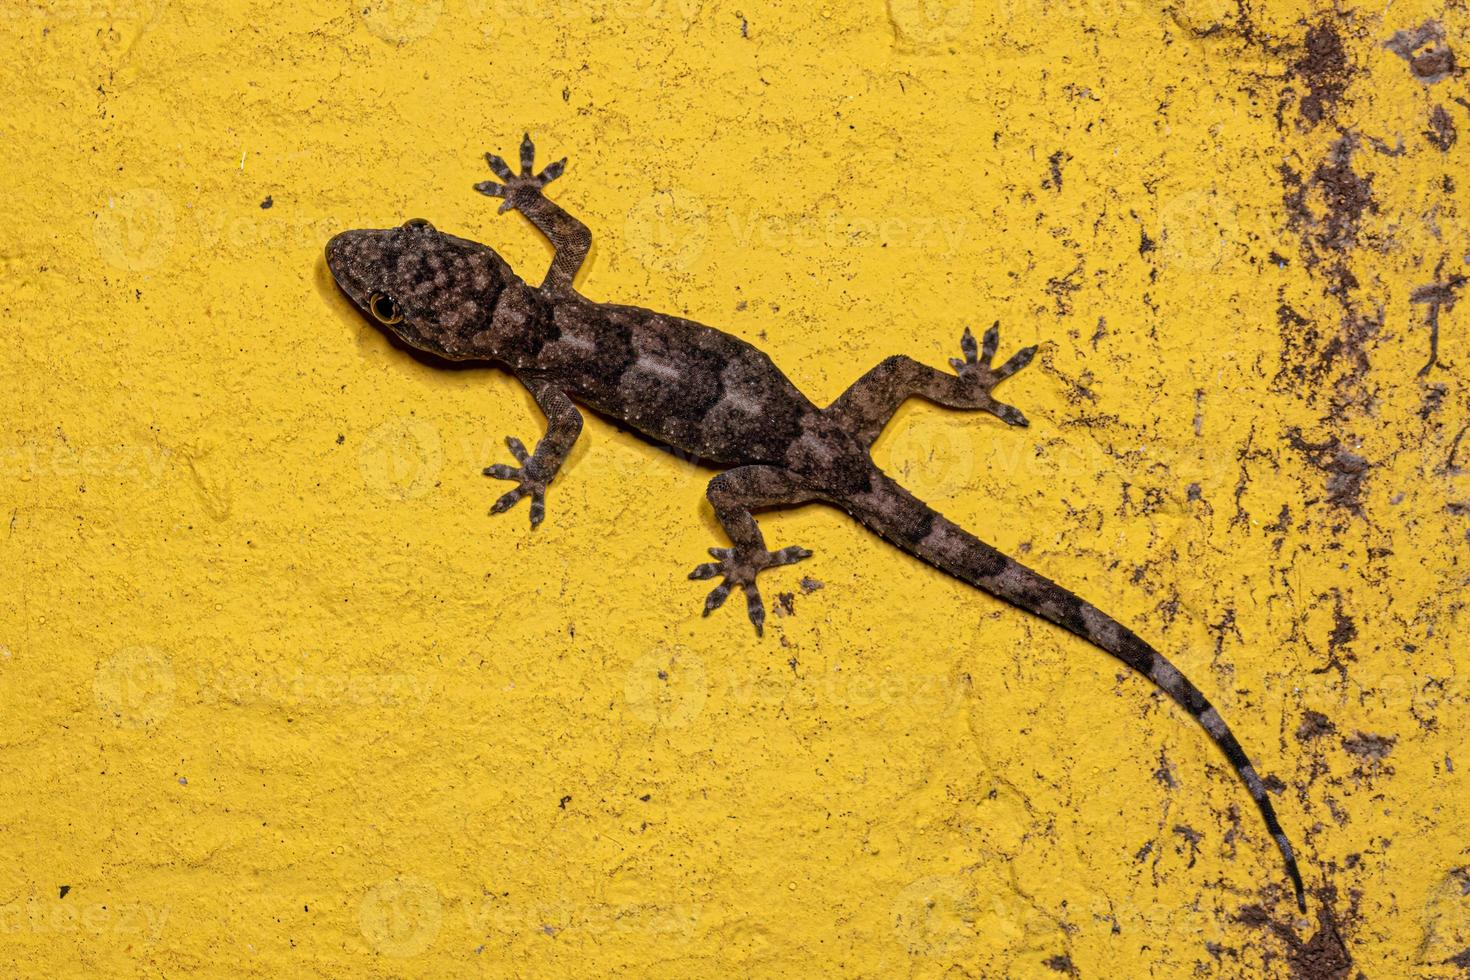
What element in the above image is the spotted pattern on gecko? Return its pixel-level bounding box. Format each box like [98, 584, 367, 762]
[324, 134, 1306, 913]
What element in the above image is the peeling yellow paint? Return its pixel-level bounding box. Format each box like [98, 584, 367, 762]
[2, 0, 1468, 975]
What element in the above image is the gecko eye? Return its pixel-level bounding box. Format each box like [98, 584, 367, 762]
[404, 218, 434, 231]
[369, 293, 404, 325]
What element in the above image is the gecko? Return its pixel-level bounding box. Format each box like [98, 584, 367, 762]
[325, 135, 1306, 912]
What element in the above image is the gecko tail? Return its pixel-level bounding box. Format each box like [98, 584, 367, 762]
[844, 468, 1307, 913]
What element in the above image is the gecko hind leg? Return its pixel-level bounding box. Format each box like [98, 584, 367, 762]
[689, 466, 821, 636]
[825, 322, 1037, 448]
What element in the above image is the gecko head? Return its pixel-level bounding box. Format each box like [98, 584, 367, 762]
[325, 219, 521, 359]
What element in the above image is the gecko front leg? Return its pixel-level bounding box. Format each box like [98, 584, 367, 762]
[825, 322, 1037, 447]
[474, 134, 591, 296]
[483, 374, 583, 528]
[689, 466, 820, 636]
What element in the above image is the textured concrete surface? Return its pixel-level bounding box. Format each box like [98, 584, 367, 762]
[2, 0, 1468, 975]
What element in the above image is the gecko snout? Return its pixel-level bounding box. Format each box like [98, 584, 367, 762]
[324, 231, 352, 266]
[324, 229, 380, 290]
[324, 230, 378, 312]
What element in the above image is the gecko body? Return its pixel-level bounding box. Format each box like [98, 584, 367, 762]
[325, 136, 1305, 912]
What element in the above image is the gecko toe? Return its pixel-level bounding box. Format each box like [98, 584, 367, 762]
[991, 402, 1029, 427]
[995, 345, 1037, 379]
[959, 326, 978, 363]
[980, 321, 1000, 364]
[519, 133, 536, 175]
[703, 582, 732, 615]
[745, 588, 766, 636]
[770, 545, 813, 566]
[490, 486, 526, 514]
[484, 153, 515, 181]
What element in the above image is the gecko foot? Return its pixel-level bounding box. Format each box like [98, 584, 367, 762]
[483, 435, 550, 528]
[474, 133, 566, 215]
[950, 321, 1037, 427]
[689, 544, 813, 636]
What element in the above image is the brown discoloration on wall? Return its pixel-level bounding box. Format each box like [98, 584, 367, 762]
[1291, 23, 1355, 127]
[1296, 710, 1338, 742]
[1427, 105, 1458, 150]
[1275, 129, 1384, 422]
[1286, 429, 1370, 512]
[1308, 137, 1377, 258]
[1240, 885, 1361, 980]
[1341, 731, 1396, 763]
[1384, 20, 1457, 84]
[1044, 952, 1079, 975]
[1412, 269, 1466, 376]
[1328, 598, 1358, 654]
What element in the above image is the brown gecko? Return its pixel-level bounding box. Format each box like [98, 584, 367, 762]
[324, 135, 1306, 912]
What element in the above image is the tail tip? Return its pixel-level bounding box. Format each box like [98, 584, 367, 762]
[1274, 831, 1307, 913]
[1287, 857, 1306, 913]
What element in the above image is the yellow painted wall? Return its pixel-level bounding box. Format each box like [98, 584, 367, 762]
[2, 0, 1467, 975]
